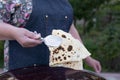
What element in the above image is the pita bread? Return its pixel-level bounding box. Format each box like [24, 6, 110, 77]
[49, 29, 91, 70]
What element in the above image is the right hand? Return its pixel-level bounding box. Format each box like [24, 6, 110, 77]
[12, 28, 42, 47]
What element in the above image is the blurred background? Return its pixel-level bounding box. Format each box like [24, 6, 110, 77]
[0, 0, 120, 73]
[69, 0, 120, 72]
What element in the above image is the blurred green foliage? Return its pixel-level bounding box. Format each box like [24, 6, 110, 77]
[69, 0, 110, 34]
[69, 0, 110, 20]
[82, 24, 120, 72]
[75, 0, 120, 72]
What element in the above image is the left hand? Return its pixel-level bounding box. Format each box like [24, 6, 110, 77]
[84, 56, 102, 73]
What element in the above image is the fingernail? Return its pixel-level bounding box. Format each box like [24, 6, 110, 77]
[34, 31, 37, 34]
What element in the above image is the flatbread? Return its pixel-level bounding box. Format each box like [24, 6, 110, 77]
[7, 77, 18, 80]
[49, 29, 91, 70]
[50, 60, 83, 70]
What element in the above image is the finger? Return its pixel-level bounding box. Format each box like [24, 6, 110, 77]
[27, 39, 42, 45]
[33, 31, 42, 39]
[34, 31, 37, 34]
[94, 66, 98, 73]
[22, 39, 43, 47]
[25, 32, 36, 39]
[95, 63, 101, 73]
[34, 33, 41, 39]
[97, 63, 102, 73]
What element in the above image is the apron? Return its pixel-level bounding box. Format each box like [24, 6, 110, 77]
[8, 0, 73, 70]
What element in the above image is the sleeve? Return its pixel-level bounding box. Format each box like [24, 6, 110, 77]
[0, 1, 12, 23]
[0, 0, 32, 27]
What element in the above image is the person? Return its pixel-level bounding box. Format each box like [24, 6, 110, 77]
[0, 0, 101, 73]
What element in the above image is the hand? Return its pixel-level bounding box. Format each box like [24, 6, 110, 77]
[12, 28, 42, 47]
[84, 56, 101, 73]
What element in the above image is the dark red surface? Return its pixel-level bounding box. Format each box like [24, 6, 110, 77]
[0, 66, 106, 80]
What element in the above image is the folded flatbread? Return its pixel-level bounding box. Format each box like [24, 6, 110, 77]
[49, 30, 91, 70]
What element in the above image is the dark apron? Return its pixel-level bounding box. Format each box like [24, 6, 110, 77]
[9, 0, 73, 70]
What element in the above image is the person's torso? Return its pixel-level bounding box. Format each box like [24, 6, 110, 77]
[3, 0, 73, 70]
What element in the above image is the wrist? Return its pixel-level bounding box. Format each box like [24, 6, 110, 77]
[6, 25, 20, 40]
[10, 27, 21, 40]
[84, 56, 91, 62]
[0, 23, 20, 40]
